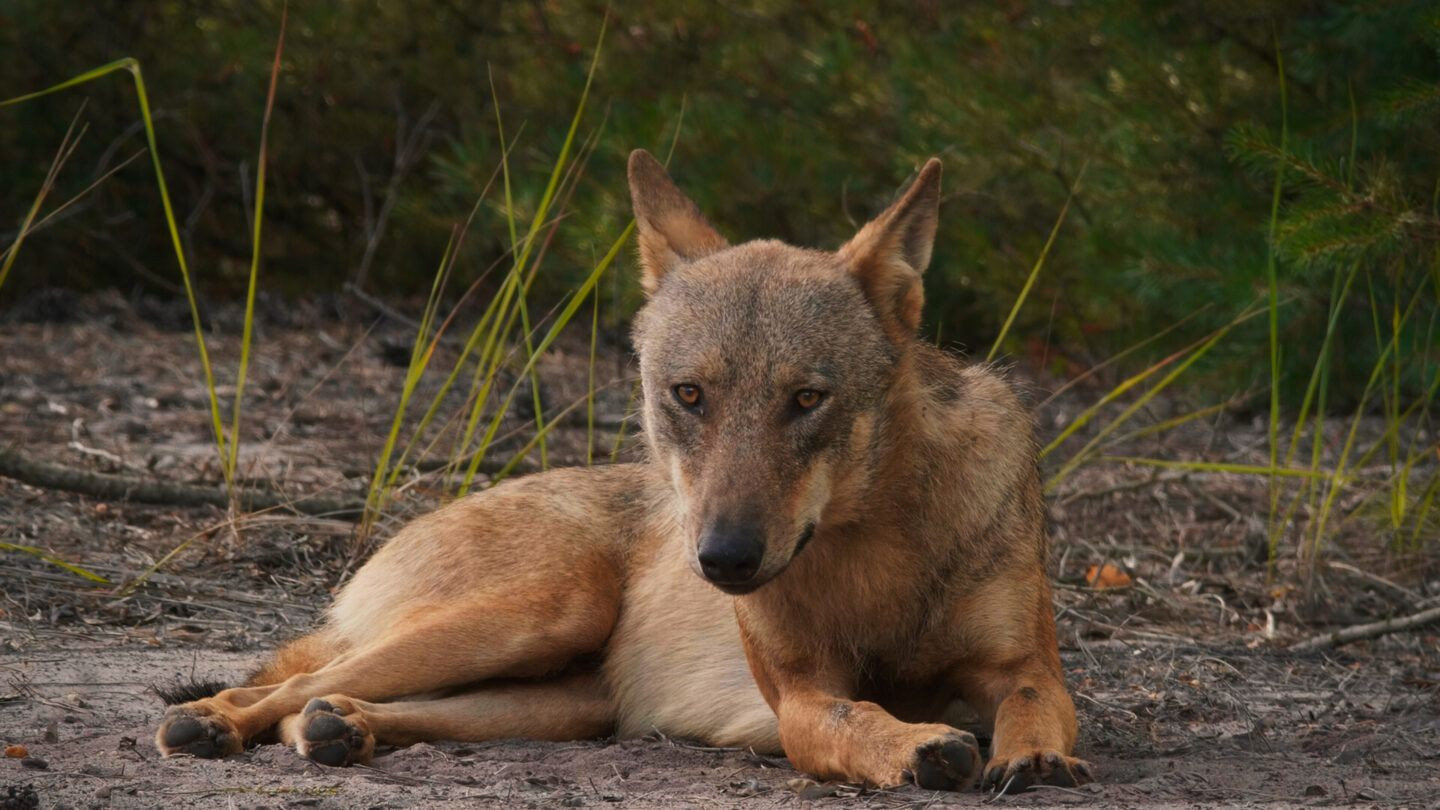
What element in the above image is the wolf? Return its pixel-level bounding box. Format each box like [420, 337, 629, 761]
[153, 150, 1090, 792]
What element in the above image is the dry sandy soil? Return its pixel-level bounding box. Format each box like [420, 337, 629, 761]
[2, 292, 1438, 808]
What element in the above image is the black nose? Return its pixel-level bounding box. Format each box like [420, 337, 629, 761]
[697, 520, 764, 586]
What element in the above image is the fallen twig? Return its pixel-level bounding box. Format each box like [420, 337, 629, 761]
[1324, 560, 1424, 603]
[0, 446, 364, 517]
[1288, 604, 1440, 653]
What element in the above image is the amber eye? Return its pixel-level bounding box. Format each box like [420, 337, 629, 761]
[795, 390, 824, 411]
[673, 384, 703, 410]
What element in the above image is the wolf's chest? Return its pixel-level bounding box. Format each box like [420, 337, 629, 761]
[602, 539, 781, 751]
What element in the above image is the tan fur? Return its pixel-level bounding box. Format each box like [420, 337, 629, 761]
[154, 151, 1088, 792]
[246, 632, 338, 687]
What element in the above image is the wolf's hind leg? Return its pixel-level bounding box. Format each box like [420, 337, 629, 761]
[156, 576, 620, 759]
[278, 671, 614, 766]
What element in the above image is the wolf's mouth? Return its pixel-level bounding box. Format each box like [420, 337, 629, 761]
[791, 523, 817, 560]
[708, 524, 818, 596]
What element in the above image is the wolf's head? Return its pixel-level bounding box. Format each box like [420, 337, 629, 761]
[628, 150, 943, 595]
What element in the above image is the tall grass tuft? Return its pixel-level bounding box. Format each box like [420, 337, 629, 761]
[357, 16, 619, 540]
[4, 59, 231, 493]
[224, 6, 288, 500]
[1263, 34, 1289, 560]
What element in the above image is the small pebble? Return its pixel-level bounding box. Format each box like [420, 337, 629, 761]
[20, 756, 49, 769]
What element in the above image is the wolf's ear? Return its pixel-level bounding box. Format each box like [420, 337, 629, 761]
[838, 158, 942, 339]
[627, 150, 729, 295]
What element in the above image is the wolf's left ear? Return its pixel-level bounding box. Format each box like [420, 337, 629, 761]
[838, 158, 942, 340]
[628, 149, 729, 295]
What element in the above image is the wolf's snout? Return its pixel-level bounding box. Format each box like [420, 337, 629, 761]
[696, 519, 765, 587]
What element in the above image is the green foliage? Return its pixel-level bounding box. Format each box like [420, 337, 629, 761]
[3, 1, 1439, 407]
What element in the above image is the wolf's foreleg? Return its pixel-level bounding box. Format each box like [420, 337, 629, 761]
[961, 662, 1092, 793]
[950, 572, 1093, 793]
[768, 685, 982, 789]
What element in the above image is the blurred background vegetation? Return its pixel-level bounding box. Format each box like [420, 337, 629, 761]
[3, 0, 1438, 406]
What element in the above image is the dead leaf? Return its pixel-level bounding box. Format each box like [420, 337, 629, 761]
[1085, 563, 1132, 589]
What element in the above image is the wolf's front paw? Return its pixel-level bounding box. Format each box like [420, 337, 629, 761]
[294, 696, 374, 767]
[155, 704, 243, 758]
[982, 750, 1092, 793]
[904, 730, 981, 790]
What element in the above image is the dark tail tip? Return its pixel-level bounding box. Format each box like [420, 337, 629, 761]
[151, 676, 230, 705]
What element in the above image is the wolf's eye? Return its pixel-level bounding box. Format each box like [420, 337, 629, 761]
[794, 390, 825, 411]
[673, 384, 703, 411]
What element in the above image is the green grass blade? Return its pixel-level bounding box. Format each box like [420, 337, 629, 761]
[1101, 396, 1248, 451]
[507, 15, 606, 289]
[1041, 303, 1267, 460]
[0, 542, 110, 583]
[1409, 472, 1439, 550]
[4, 59, 231, 487]
[487, 386, 597, 485]
[368, 155, 522, 516]
[1307, 278, 1426, 561]
[1263, 31, 1289, 550]
[225, 7, 288, 493]
[1283, 263, 1359, 468]
[489, 66, 548, 469]
[376, 159, 521, 496]
[1347, 362, 1440, 476]
[1037, 304, 1211, 410]
[1, 58, 138, 108]
[446, 23, 610, 491]
[1095, 457, 1334, 481]
[587, 275, 600, 466]
[988, 161, 1087, 362]
[1045, 306, 1258, 490]
[458, 221, 634, 492]
[0, 107, 87, 293]
[362, 227, 460, 528]
[0, 147, 146, 270]
[1269, 261, 1357, 570]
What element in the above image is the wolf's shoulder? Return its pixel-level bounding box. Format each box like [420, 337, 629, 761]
[913, 343, 1031, 416]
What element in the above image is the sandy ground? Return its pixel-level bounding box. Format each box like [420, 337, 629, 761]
[2, 292, 1438, 808]
[3, 641, 1437, 808]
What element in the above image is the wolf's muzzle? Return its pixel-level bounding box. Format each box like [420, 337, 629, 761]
[696, 517, 765, 587]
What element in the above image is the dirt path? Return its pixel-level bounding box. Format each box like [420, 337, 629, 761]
[2, 296, 1438, 807]
[3, 641, 1436, 808]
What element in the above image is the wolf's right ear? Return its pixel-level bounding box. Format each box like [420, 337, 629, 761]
[839, 159, 942, 342]
[628, 150, 729, 295]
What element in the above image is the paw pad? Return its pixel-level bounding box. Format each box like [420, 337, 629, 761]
[156, 708, 241, 759]
[297, 697, 372, 767]
[909, 731, 981, 790]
